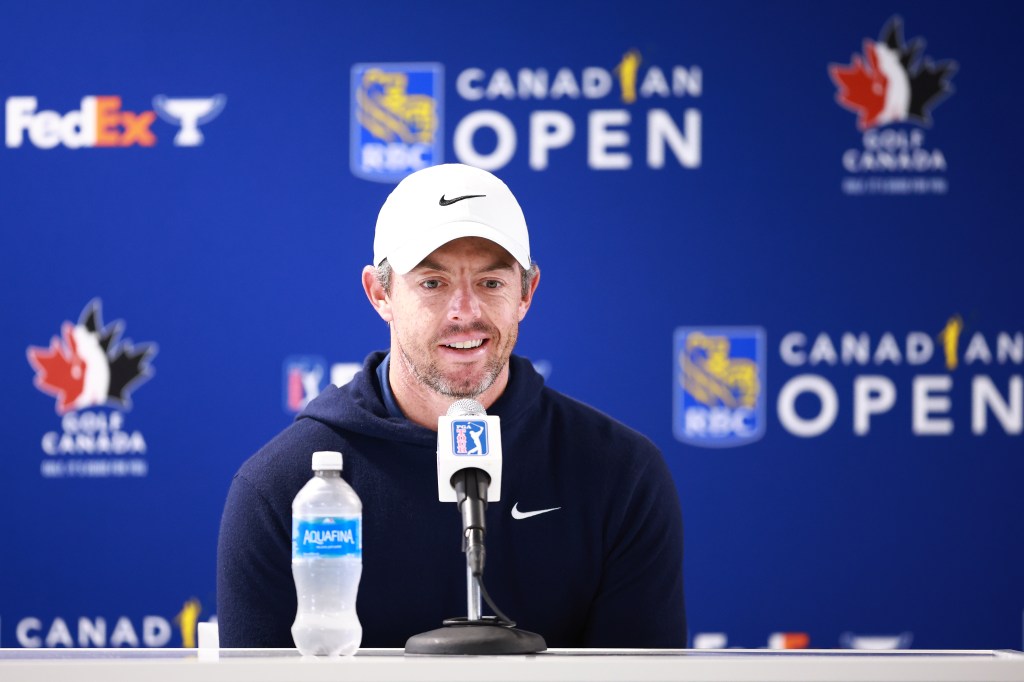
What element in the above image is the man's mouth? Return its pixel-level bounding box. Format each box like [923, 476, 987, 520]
[443, 339, 486, 350]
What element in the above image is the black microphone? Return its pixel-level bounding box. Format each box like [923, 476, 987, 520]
[408, 398, 546, 654]
[437, 398, 503, 577]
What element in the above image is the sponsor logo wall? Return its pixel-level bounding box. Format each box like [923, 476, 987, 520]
[2, 2, 1021, 650]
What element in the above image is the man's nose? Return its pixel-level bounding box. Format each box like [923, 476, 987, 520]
[448, 283, 482, 320]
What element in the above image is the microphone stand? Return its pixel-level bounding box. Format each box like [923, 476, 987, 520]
[404, 469, 547, 655]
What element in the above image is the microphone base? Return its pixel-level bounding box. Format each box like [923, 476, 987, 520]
[404, 619, 547, 655]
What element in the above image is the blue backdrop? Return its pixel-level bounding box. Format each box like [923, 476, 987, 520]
[2, 0, 1021, 651]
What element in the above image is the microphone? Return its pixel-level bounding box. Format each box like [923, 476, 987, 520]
[437, 398, 503, 577]
[406, 398, 546, 654]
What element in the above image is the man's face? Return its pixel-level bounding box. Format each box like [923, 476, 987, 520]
[384, 237, 535, 399]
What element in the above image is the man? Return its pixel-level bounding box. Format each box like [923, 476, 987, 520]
[217, 163, 686, 648]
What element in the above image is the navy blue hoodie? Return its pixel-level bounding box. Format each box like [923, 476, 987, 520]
[217, 351, 685, 648]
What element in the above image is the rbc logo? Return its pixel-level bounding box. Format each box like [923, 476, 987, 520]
[452, 420, 488, 456]
[351, 62, 443, 182]
[673, 327, 766, 447]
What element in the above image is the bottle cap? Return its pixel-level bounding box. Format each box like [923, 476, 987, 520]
[311, 450, 343, 471]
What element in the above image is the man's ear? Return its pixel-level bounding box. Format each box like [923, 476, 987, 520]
[362, 265, 393, 322]
[518, 264, 540, 322]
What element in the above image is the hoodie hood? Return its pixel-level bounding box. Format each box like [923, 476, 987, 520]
[297, 350, 546, 447]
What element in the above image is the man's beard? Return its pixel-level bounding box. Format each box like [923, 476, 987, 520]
[397, 321, 517, 399]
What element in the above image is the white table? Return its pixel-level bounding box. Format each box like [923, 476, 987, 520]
[1, 647, 1022, 682]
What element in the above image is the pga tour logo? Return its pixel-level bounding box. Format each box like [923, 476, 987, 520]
[452, 420, 488, 456]
[282, 355, 328, 414]
[674, 327, 766, 447]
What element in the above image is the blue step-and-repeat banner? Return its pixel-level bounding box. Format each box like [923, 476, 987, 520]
[2, 1, 1021, 651]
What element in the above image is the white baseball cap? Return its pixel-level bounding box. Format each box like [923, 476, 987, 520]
[373, 164, 531, 275]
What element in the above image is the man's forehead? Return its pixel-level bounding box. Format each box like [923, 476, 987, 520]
[413, 237, 518, 271]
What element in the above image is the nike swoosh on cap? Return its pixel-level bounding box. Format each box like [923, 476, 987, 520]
[439, 194, 486, 206]
[511, 502, 561, 520]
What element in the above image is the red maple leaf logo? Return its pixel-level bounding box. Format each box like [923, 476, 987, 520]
[27, 323, 86, 414]
[830, 17, 957, 131]
[27, 299, 158, 414]
[829, 40, 887, 131]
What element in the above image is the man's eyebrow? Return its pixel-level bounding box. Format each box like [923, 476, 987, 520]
[413, 257, 447, 272]
[479, 259, 517, 273]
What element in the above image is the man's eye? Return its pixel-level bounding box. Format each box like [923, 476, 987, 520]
[421, 280, 441, 290]
[483, 280, 502, 289]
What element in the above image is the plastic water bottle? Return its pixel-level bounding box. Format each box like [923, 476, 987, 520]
[291, 450, 363, 656]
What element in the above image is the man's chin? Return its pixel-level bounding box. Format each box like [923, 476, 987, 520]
[431, 367, 502, 399]
[435, 377, 491, 399]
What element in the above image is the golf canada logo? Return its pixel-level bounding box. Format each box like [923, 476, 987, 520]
[26, 299, 157, 478]
[829, 17, 957, 196]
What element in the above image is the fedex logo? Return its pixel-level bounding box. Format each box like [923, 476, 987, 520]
[452, 420, 487, 456]
[7, 97, 156, 148]
[5, 95, 225, 149]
